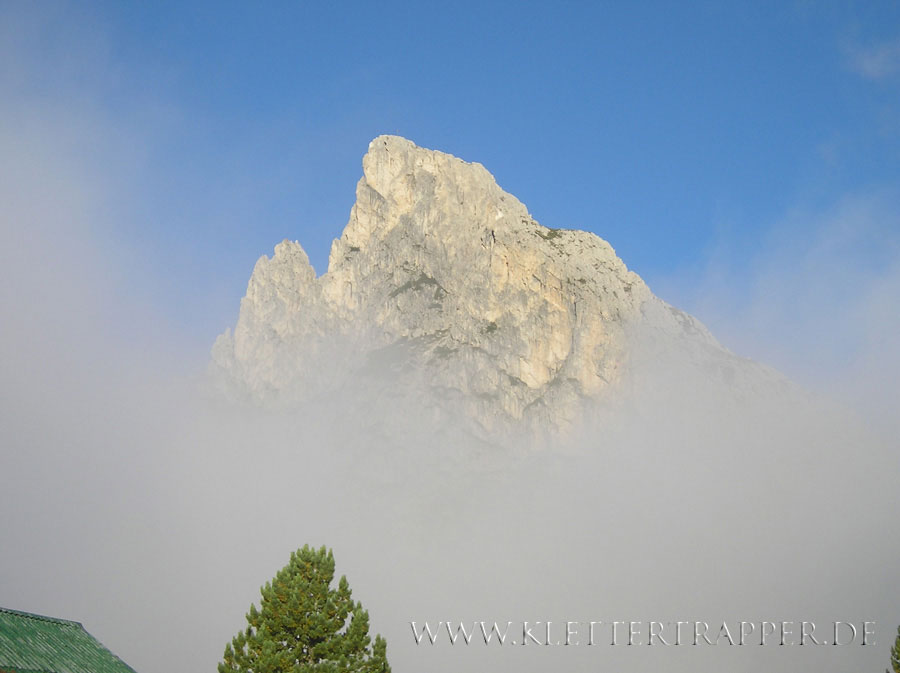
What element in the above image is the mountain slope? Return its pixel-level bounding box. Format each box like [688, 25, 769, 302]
[211, 135, 784, 433]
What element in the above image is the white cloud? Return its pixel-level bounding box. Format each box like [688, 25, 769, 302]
[848, 36, 900, 80]
[657, 188, 900, 437]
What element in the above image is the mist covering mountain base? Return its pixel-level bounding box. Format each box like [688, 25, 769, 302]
[193, 378, 892, 673]
[199, 137, 897, 673]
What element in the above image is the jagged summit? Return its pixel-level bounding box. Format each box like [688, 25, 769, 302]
[211, 135, 782, 434]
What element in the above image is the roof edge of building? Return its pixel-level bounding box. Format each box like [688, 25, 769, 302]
[0, 607, 82, 629]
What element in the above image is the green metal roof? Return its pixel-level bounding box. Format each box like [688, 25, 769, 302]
[0, 607, 136, 673]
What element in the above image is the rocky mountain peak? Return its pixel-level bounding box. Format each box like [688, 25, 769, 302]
[211, 136, 778, 435]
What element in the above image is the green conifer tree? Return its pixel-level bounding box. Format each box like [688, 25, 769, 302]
[219, 545, 391, 673]
[889, 625, 900, 673]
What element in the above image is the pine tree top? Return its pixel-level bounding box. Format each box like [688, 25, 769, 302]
[219, 545, 390, 673]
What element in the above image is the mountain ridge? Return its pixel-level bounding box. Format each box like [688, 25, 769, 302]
[211, 135, 784, 433]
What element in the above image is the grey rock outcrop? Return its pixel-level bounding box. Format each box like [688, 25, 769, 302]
[211, 135, 785, 435]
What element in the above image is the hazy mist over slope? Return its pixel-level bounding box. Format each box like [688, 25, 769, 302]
[3, 121, 898, 673]
[2, 7, 899, 673]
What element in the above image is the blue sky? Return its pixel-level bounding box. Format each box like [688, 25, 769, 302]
[2, 1, 899, 370]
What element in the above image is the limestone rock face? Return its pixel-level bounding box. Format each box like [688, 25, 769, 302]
[211, 135, 781, 433]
